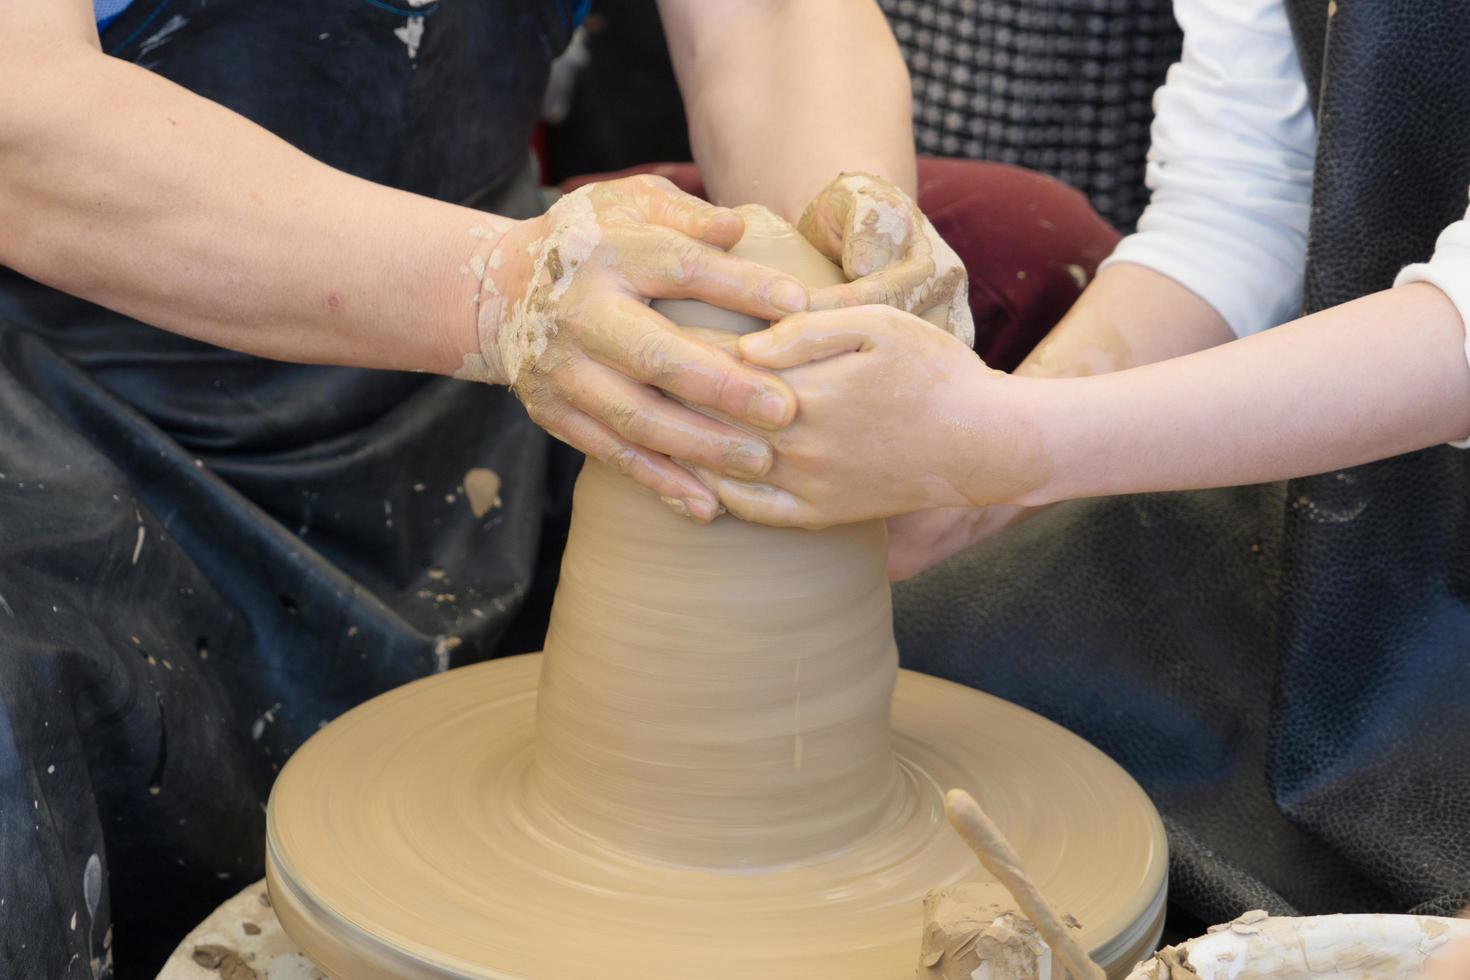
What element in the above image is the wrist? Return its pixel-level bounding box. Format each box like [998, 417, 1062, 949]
[445, 212, 524, 386]
[1012, 373, 1108, 508]
[994, 372, 1063, 508]
[942, 366, 1089, 509]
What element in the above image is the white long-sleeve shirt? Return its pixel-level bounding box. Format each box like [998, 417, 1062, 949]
[1101, 0, 1470, 351]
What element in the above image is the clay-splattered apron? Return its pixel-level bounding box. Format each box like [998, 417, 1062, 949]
[0, 2, 583, 976]
[897, 0, 1470, 938]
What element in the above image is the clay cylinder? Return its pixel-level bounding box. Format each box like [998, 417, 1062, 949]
[529, 207, 905, 869]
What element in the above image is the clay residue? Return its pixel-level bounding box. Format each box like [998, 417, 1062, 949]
[919, 885, 1053, 980]
[1153, 944, 1205, 980]
[943, 789, 1104, 980]
[1022, 316, 1134, 380]
[454, 187, 600, 389]
[1128, 911, 1470, 980]
[463, 467, 502, 517]
[191, 944, 259, 980]
[497, 189, 596, 387]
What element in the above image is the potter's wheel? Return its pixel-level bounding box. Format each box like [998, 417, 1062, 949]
[267, 654, 1166, 979]
[267, 208, 1166, 979]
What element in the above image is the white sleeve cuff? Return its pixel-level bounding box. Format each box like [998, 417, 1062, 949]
[1395, 209, 1470, 447]
[1101, 213, 1307, 338]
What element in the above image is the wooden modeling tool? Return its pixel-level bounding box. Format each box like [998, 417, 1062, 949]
[946, 787, 1108, 980]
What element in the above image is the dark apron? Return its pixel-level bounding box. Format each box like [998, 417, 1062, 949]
[898, 0, 1470, 936]
[0, 2, 580, 976]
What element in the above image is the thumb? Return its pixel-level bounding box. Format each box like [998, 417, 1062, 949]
[796, 189, 853, 264]
[842, 204, 912, 279]
[738, 311, 875, 369]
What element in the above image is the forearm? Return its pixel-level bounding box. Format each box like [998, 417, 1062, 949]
[924, 263, 1240, 546]
[1019, 284, 1470, 503]
[0, 45, 498, 375]
[1016, 263, 1236, 379]
[658, 0, 915, 218]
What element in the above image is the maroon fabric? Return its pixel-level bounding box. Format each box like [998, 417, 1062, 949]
[562, 158, 1121, 371]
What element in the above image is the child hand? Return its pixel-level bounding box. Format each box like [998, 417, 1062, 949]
[884, 504, 1032, 580]
[708, 305, 1051, 528]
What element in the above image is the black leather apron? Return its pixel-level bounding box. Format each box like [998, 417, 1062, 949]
[0, 2, 579, 976]
[897, 0, 1470, 936]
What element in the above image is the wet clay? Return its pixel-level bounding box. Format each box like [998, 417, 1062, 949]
[654, 204, 847, 336]
[943, 788, 1105, 980]
[533, 461, 903, 867]
[918, 885, 1053, 980]
[1125, 911, 1470, 980]
[266, 209, 1168, 979]
[158, 880, 325, 980]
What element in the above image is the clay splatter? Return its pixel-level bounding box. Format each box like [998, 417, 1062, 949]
[192, 944, 259, 979]
[83, 854, 101, 919]
[139, 14, 188, 56]
[464, 468, 502, 517]
[433, 635, 461, 672]
[251, 704, 282, 741]
[394, 16, 425, 58]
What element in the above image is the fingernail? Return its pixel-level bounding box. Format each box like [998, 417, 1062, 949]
[749, 388, 792, 427]
[660, 495, 692, 519]
[848, 250, 878, 278]
[731, 442, 772, 477]
[772, 281, 808, 314]
[687, 496, 721, 523]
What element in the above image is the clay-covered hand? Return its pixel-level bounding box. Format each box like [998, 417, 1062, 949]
[798, 172, 975, 346]
[458, 175, 810, 522]
[700, 305, 1048, 528]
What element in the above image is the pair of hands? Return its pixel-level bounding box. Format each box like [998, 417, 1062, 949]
[459, 171, 1028, 565]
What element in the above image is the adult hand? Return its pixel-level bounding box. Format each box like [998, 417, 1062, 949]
[457, 175, 811, 522]
[798, 172, 975, 345]
[698, 305, 1050, 528]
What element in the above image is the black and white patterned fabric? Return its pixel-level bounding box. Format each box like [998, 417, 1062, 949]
[881, 0, 1182, 231]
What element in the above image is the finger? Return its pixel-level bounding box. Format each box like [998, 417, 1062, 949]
[531, 401, 722, 523]
[621, 173, 744, 249]
[841, 193, 915, 279]
[737, 310, 876, 369]
[844, 229, 908, 281]
[578, 295, 797, 428]
[560, 358, 774, 479]
[796, 189, 852, 264]
[680, 326, 741, 356]
[808, 276, 905, 314]
[622, 229, 808, 318]
[922, 277, 977, 346]
[689, 465, 814, 529]
[807, 246, 941, 313]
